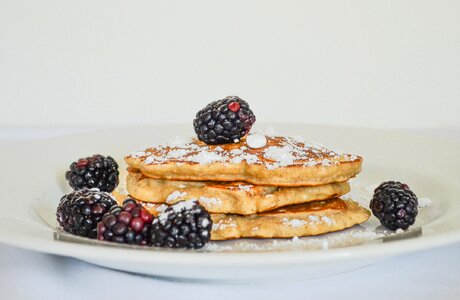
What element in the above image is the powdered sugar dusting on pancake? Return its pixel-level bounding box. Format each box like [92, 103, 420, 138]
[127, 135, 360, 170]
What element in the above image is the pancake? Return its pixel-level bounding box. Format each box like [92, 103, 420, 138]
[210, 198, 370, 240]
[125, 135, 362, 187]
[111, 192, 370, 240]
[126, 168, 350, 215]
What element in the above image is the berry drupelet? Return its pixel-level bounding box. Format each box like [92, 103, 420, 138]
[193, 96, 256, 145]
[56, 188, 117, 239]
[151, 200, 212, 249]
[65, 154, 119, 192]
[370, 181, 418, 230]
[97, 198, 153, 245]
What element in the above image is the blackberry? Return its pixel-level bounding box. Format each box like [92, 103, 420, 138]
[97, 198, 153, 245]
[56, 188, 117, 238]
[65, 154, 119, 192]
[193, 96, 256, 145]
[370, 181, 418, 230]
[151, 201, 212, 249]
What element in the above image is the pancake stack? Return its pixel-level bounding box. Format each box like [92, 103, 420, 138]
[124, 135, 370, 240]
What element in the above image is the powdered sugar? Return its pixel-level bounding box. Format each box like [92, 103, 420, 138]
[230, 149, 243, 156]
[188, 151, 226, 164]
[167, 149, 189, 159]
[282, 218, 307, 228]
[308, 215, 319, 222]
[144, 156, 155, 164]
[170, 199, 196, 212]
[246, 134, 267, 148]
[282, 215, 335, 228]
[230, 153, 259, 164]
[264, 145, 296, 167]
[154, 204, 168, 213]
[321, 159, 332, 166]
[166, 191, 187, 203]
[418, 197, 432, 208]
[321, 216, 334, 225]
[198, 196, 222, 207]
[212, 220, 237, 231]
[157, 200, 197, 224]
[71, 188, 114, 202]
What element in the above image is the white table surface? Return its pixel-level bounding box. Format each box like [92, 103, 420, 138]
[1, 127, 459, 300]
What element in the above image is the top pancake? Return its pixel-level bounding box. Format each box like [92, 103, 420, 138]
[125, 135, 362, 186]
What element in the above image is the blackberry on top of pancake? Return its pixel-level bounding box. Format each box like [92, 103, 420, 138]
[193, 96, 256, 145]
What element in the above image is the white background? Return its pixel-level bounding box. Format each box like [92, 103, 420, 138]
[1, 1, 460, 299]
[1, 0, 459, 129]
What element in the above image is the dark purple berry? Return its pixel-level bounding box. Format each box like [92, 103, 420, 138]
[370, 181, 418, 230]
[65, 154, 119, 192]
[56, 188, 117, 238]
[151, 201, 212, 249]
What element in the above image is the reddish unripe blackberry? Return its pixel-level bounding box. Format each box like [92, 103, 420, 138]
[97, 198, 153, 245]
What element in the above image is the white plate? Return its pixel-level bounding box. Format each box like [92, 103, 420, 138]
[0, 124, 459, 281]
